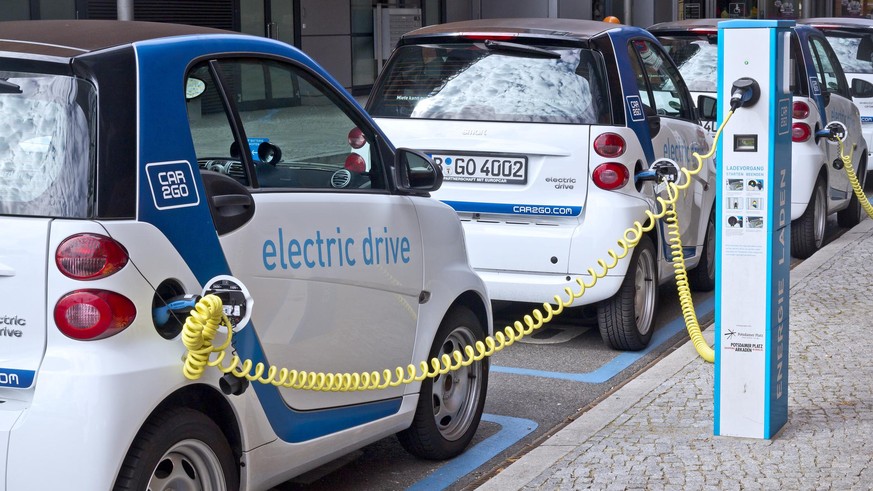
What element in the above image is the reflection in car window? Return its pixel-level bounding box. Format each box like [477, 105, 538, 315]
[826, 34, 873, 74]
[369, 44, 611, 124]
[186, 60, 384, 191]
[809, 37, 849, 97]
[657, 35, 718, 93]
[629, 39, 692, 120]
[0, 73, 95, 218]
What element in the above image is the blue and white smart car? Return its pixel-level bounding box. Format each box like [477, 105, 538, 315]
[368, 19, 717, 351]
[0, 20, 491, 490]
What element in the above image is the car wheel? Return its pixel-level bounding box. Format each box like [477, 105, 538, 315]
[597, 234, 657, 351]
[791, 176, 826, 259]
[837, 157, 866, 228]
[397, 306, 488, 460]
[689, 207, 716, 292]
[114, 408, 238, 491]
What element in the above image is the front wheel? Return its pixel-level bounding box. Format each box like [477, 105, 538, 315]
[114, 408, 238, 491]
[597, 235, 658, 351]
[791, 176, 827, 259]
[397, 306, 488, 460]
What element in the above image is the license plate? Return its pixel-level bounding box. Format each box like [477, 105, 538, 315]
[428, 152, 527, 184]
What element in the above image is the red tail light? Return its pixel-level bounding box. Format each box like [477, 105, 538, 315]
[593, 133, 626, 158]
[345, 153, 367, 173]
[793, 101, 810, 119]
[348, 128, 366, 149]
[54, 289, 136, 340]
[792, 122, 812, 142]
[592, 163, 629, 190]
[56, 234, 128, 280]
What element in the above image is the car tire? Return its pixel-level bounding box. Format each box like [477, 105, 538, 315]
[837, 157, 866, 228]
[114, 407, 238, 491]
[689, 207, 716, 292]
[597, 234, 657, 351]
[791, 176, 826, 259]
[397, 306, 488, 460]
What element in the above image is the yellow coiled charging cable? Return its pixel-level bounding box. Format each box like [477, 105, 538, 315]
[837, 136, 873, 219]
[181, 112, 737, 390]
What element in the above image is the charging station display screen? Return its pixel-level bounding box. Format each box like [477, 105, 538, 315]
[734, 134, 758, 152]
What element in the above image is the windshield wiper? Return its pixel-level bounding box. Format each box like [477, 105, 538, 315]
[0, 80, 21, 94]
[483, 40, 560, 59]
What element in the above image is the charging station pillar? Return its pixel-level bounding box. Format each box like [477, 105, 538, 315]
[715, 20, 793, 439]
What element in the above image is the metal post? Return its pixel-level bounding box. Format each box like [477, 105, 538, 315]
[117, 0, 133, 20]
[624, 0, 632, 24]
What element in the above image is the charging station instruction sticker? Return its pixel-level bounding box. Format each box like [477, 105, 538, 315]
[723, 163, 766, 252]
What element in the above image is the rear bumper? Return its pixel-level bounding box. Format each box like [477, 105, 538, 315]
[477, 269, 624, 305]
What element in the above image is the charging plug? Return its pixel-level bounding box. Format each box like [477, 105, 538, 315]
[730, 77, 761, 110]
[153, 294, 201, 327]
[815, 121, 848, 143]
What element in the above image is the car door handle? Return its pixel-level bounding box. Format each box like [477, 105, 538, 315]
[212, 194, 253, 209]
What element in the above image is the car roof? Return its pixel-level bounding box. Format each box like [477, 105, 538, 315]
[648, 19, 720, 32]
[400, 18, 628, 42]
[0, 20, 232, 58]
[800, 17, 873, 30]
[649, 18, 818, 36]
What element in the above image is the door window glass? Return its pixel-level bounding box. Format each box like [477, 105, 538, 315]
[809, 37, 850, 98]
[186, 59, 384, 191]
[628, 39, 694, 121]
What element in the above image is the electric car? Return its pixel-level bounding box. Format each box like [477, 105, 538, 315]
[799, 18, 873, 165]
[649, 19, 870, 259]
[0, 20, 492, 491]
[367, 19, 717, 352]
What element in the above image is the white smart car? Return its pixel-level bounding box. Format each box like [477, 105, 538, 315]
[0, 20, 490, 490]
[650, 19, 870, 259]
[368, 19, 717, 351]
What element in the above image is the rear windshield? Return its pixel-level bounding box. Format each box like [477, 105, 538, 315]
[655, 34, 718, 93]
[368, 43, 611, 124]
[822, 32, 873, 74]
[0, 71, 95, 218]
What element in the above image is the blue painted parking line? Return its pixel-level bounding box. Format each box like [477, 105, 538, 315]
[405, 414, 537, 491]
[491, 296, 714, 384]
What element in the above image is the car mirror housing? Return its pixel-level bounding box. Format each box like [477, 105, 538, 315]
[697, 94, 718, 121]
[851, 78, 873, 99]
[393, 148, 443, 195]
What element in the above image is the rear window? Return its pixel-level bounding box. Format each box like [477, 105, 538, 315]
[656, 34, 718, 93]
[0, 72, 95, 218]
[368, 43, 610, 124]
[822, 32, 873, 74]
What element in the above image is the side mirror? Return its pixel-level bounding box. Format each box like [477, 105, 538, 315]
[394, 148, 443, 194]
[697, 94, 718, 121]
[852, 78, 873, 99]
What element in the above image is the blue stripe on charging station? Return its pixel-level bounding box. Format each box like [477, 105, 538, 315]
[713, 25, 726, 437]
[491, 296, 715, 384]
[406, 414, 537, 491]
